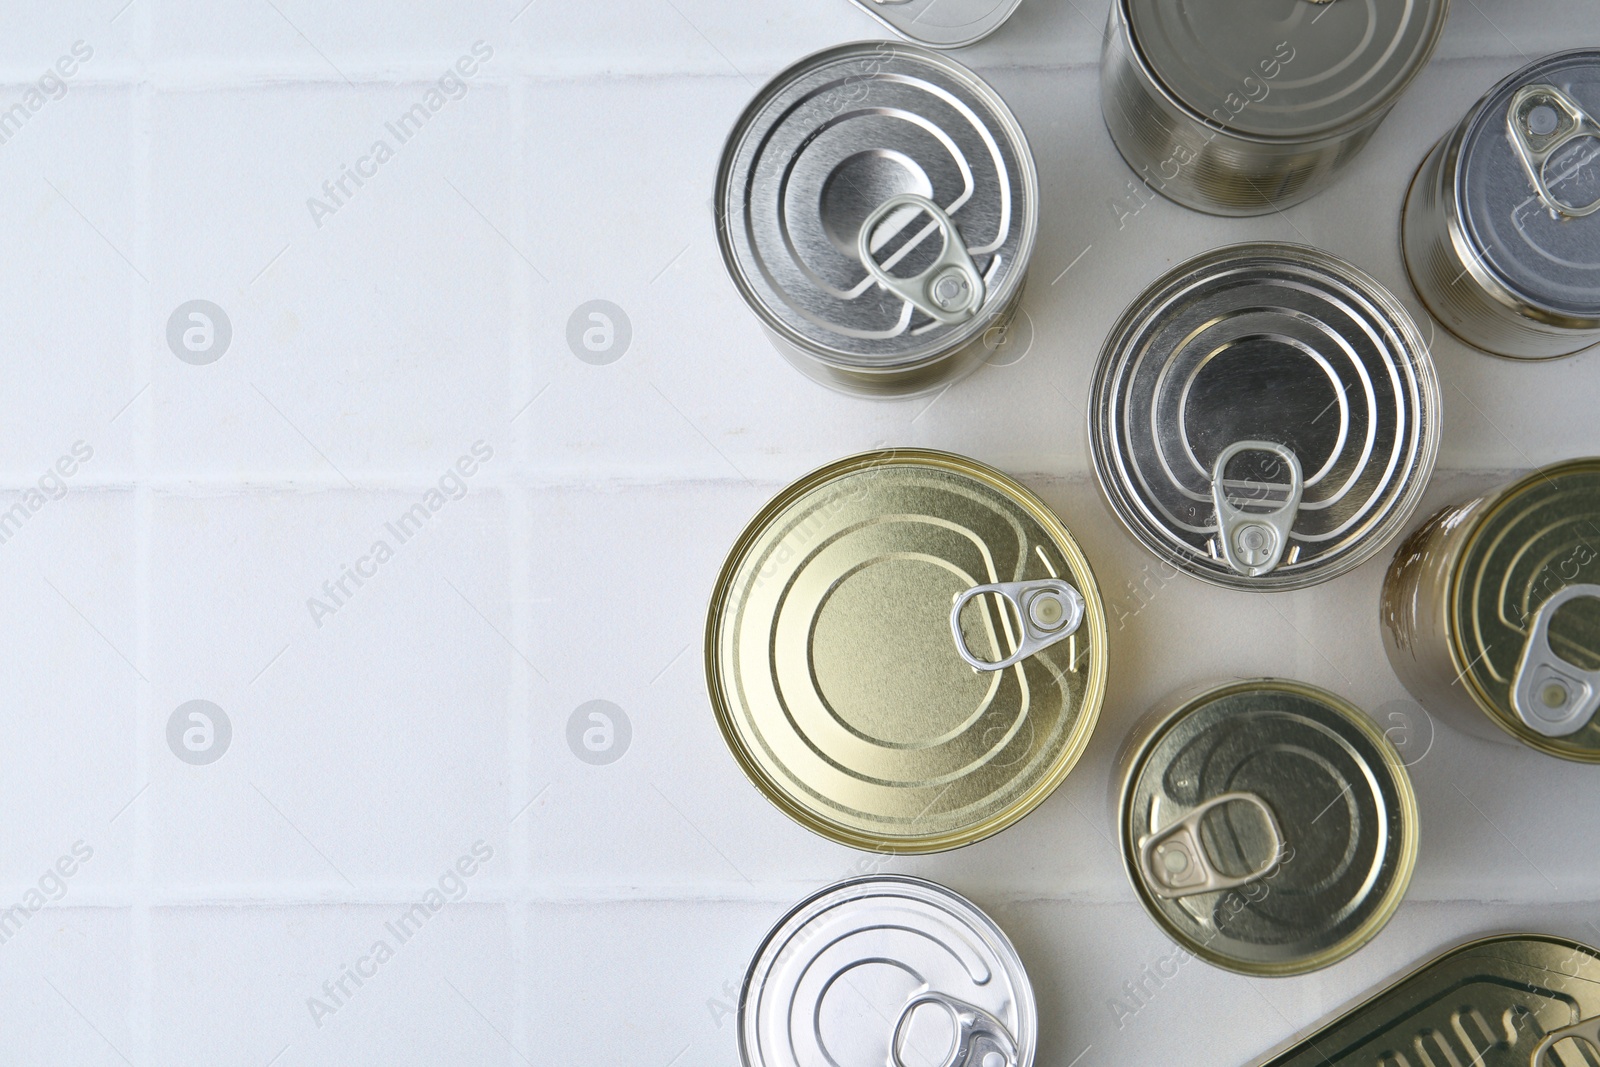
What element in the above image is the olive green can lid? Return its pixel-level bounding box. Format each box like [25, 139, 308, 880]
[1257, 934, 1600, 1065]
[1451, 458, 1600, 760]
[1120, 679, 1417, 976]
[706, 449, 1107, 853]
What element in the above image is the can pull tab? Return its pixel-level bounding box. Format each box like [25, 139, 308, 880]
[1510, 583, 1600, 737]
[1507, 83, 1600, 219]
[1530, 1015, 1600, 1067]
[858, 194, 987, 325]
[891, 993, 1018, 1067]
[1212, 441, 1303, 578]
[950, 579, 1085, 672]
[1137, 792, 1284, 900]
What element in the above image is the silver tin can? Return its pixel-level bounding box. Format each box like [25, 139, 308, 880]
[1101, 0, 1449, 217]
[1090, 243, 1441, 591]
[716, 43, 1038, 398]
[1403, 50, 1600, 360]
[740, 876, 1036, 1067]
[848, 0, 1022, 50]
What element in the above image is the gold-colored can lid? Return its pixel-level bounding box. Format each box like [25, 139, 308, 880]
[1119, 679, 1417, 976]
[1452, 458, 1600, 760]
[706, 449, 1107, 853]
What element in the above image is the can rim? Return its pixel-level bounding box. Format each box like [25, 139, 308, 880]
[1117, 677, 1419, 976]
[736, 874, 1037, 1067]
[847, 0, 1024, 50]
[1088, 242, 1441, 591]
[1114, 0, 1448, 145]
[713, 41, 1040, 370]
[1446, 457, 1600, 762]
[705, 448, 1108, 853]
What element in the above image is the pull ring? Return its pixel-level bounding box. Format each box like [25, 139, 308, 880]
[891, 993, 1018, 1067]
[1530, 1014, 1600, 1066]
[858, 194, 986, 325]
[1511, 583, 1600, 737]
[950, 579, 1085, 672]
[1137, 792, 1284, 900]
[1507, 83, 1600, 219]
[1212, 441, 1303, 578]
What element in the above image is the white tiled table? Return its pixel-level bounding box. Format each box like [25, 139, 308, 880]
[1, 2, 1596, 1064]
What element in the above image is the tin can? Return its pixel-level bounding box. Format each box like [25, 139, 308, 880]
[716, 43, 1038, 397]
[1403, 50, 1600, 360]
[1116, 678, 1419, 976]
[1254, 934, 1600, 1065]
[706, 449, 1107, 853]
[1090, 243, 1441, 591]
[847, 0, 1022, 50]
[1382, 458, 1600, 761]
[1100, 0, 1449, 216]
[740, 876, 1036, 1067]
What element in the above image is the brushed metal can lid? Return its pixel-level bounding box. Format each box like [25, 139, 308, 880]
[716, 43, 1038, 370]
[1455, 50, 1600, 324]
[1122, 0, 1448, 139]
[1090, 243, 1440, 591]
[1120, 679, 1418, 976]
[706, 449, 1106, 853]
[848, 0, 1023, 50]
[1255, 934, 1600, 1065]
[740, 876, 1036, 1067]
[1450, 458, 1600, 758]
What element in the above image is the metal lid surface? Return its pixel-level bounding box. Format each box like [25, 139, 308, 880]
[740, 876, 1036, 1067]
[706, 449, 1106, 853]
[716, 43, 1037, 369]
[1457, 50, 1600, 323]
[1257, 934, 1600, 1065]
[1451, 458, 1600, 759]
[1120, 679, 1418, 976]
[1123, 0, 1448, 139]
[1090, 243, 1440, 591]
[848, 0, 1023, 50]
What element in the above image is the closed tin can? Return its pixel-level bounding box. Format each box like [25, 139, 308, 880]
[706, 449, 1106, 853]
[1382, 458, 1600, 761]
[740, 876, 1036, 1067]
[847, 0, 1022, 50]
[1090, 243, 1441, 591]
[1117, 679, 1418, 976]
[1403, 50, 1600, 359]
[1101, 0, 1449, 216]
[1254, 934, 1600, 1065]
[716, 43, 1038, 397]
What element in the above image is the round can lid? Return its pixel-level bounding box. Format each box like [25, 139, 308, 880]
[1456, 50, 1600, 323]
[740, 876, 1036, 1067]
[1123, 0, 1448, 139]
[706, 449, 1106, 853]
[1451, 458, 1600, 760]
[1090, 243, 1440, 591]
[716, 43, 1037, 369]
[849, 0, 1023, 50]
[1120, 679, 1418, 976]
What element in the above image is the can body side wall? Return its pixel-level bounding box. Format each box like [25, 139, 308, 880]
[1099, 5, 1383, 217]
[1402, 127, 1600, 360]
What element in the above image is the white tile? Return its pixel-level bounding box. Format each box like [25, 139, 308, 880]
[0, 907, 132, 1067]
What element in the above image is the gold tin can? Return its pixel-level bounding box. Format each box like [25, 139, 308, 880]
[1254, 934, 1600, 1065]
[1117, 679, 1418, 976]
[706, 449, 1107, 853]
[1382, 458, 1600, 761]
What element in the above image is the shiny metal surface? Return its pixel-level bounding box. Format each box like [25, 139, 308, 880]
[716, 43, 1037, 396]
[740, 876, 1036, 1067]
[1253, 935, 1600, 1065]
[1090, 244, 1440, 591]
[1119, 679, 1418, 976]
[1403, 50, 1600, 359]
[1101, 0, 1448, 215]
[706, 450, 1106, 853]
[847, 0, 1023, 50]
[1383, 458, 1600, 761]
